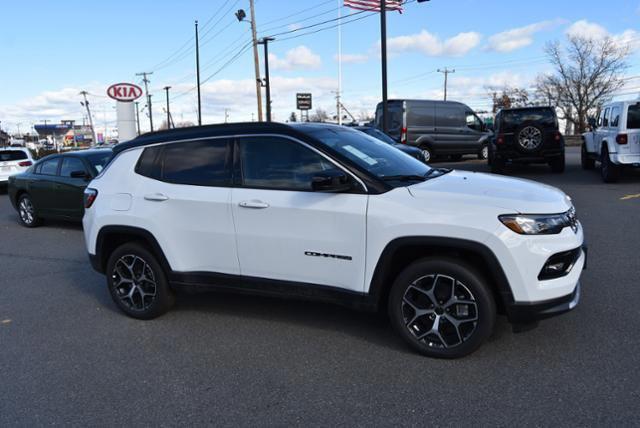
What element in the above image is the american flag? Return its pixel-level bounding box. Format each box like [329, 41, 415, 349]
[344, 0, 404, 13]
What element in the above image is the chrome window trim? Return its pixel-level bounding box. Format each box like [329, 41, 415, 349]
[112, 133, 369, 192]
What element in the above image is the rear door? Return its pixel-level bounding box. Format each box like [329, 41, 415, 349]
[375, 101, 404, 142]
[231, 135, 368, 292]
[134, 138, 239, 275]
[406, 101, 435, 146]
[55, 156, 90, 219]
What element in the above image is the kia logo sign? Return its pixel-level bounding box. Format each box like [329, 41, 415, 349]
[107, 83, 143, 102]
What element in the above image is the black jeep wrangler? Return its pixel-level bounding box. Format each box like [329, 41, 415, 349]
[488, 106, 565, 173]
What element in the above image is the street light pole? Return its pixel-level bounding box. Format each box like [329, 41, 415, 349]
[258, 37, 274, 122]
[380, 0, 388, 134]
[195, 20, 202, 126]
[164, 86, 172, 129]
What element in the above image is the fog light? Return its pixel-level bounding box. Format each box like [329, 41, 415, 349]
[538, 248, 581, 280]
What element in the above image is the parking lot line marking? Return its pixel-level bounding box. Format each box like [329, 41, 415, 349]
[1, 319, 11, 324]
[620, 193, 640, 200]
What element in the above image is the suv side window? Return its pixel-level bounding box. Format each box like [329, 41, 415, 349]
[602, 108, 610, 127]
[239, 137, 341, 191]
[160, 139, 232, 187]
[60, 157, 86, 177]
[610, 106, 620, 127]
[39, 158, 60, 176]
[465, 111, 482, 131]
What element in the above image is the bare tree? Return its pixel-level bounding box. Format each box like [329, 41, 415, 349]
[310, 108, 329, 123]
[487, 86, 530, 113]
[289, 112, 297, 122]
[358, 109, 374, 122]
[535, 36, 629, 134]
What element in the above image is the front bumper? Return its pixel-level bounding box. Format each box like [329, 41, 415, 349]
[505, 281, 580, 324]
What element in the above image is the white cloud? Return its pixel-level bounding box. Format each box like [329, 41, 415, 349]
[566, 20, 640, 51]
[385, 30, 481, 57]
[487, 20, 560, 53]
[334, 53, 369, 64]
[268, 45, 322, 71]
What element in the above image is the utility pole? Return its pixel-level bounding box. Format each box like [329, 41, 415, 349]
[134, 102, 141, 135]
[437, 67, 455, 101]
[195, 20, 202, 126]
[79, 91, 97, 147]
[164, 86, 172, 129]
[248, 1, 263, 121]
[224, 109, 229, 123]
[136, 71, 154, 131]
[337, 0, 342, 125]
[258, 37, 274, 122]
[380, 0, 388, 133]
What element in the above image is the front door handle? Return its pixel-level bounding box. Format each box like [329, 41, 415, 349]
[239, 200, 269, 209]
[144, 193, 169, 202]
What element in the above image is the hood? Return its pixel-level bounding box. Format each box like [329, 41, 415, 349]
[408, 170, 572, 213]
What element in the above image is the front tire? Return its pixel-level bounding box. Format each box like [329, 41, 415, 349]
[420, 146, 432, 163]
[600, 146, 620, 183]
[478, 144, 489, 160]
[17, 194, 42, 228]
[388, 258, 496, 359]
[106, 242, 175, 319]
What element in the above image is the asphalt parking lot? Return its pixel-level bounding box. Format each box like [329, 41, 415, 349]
[1, 146, 639, 426]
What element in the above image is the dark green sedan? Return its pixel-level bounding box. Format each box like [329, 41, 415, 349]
[8, 149, 112, 227]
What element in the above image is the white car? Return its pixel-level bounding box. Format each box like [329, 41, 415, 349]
[0, 147, 34, 185]
[83, 123, 585, 358]
[582, 100, 640, 182]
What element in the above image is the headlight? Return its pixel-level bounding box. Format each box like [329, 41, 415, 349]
[499, 208, 577, 235]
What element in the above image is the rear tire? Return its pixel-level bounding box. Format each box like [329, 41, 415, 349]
[581, 144, 595, 170]
[388, 257, 496, 359]
[549, 153, 565, 173]
[600, 146, 620, 183]
[17, 194, 42, 228]
[106, 242, 175, 320]
[420, 146, 432, 163]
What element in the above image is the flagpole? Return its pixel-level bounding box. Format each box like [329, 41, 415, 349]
[337, 0, 343, 125]
[380, 0, 388, 134]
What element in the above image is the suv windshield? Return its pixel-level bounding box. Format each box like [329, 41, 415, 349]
[500, 108, 557, 129]
[627, 103, 640, 129]
[304, 126, 436, 182]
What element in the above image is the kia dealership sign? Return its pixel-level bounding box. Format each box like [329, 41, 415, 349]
[107, 83, 143, 102]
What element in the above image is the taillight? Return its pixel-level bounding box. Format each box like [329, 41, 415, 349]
[496, 134, 505, 144]
[554, 131, 561, 141]
[616, 134, 628, 145]
[18, 161, 32, 167]
[84, 188, 98, 208]
[401, 127, 407, 144]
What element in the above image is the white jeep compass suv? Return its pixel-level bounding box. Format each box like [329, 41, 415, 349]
[83, 123, 585, 358]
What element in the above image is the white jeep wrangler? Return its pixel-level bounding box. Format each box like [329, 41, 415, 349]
[582, 100, 640, 182]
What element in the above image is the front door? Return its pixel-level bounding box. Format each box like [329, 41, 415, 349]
[231, 136, 368, 292]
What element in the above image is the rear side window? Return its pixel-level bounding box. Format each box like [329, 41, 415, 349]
[407, 104, 435, 127]
[39, 158, 60, 176]
[0, 150, 27, 161]
[60, 157, 86, 177]
[602, 108, 610, 127]
[627, 104, 640, 129]
[610, 106, 621, 127]
[137, 139, 231, 186]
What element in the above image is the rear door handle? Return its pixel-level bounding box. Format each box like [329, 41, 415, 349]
[239, 200, 269, 209]
[144, 193, 169, 202]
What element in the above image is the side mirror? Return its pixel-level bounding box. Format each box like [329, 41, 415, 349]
[311, 170, 353, 193]
[588, 117, 597, 129]
[70, 170, 90, 180]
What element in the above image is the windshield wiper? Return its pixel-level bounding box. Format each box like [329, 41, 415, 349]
[423, 167, 452, 179]
[380, 174, 427, 182]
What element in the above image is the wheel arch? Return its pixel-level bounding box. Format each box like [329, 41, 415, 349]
[95, 226, 172, 275]
[367, 237, 513, 313]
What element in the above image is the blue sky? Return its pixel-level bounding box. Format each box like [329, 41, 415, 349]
[1, 0, 639, 135]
